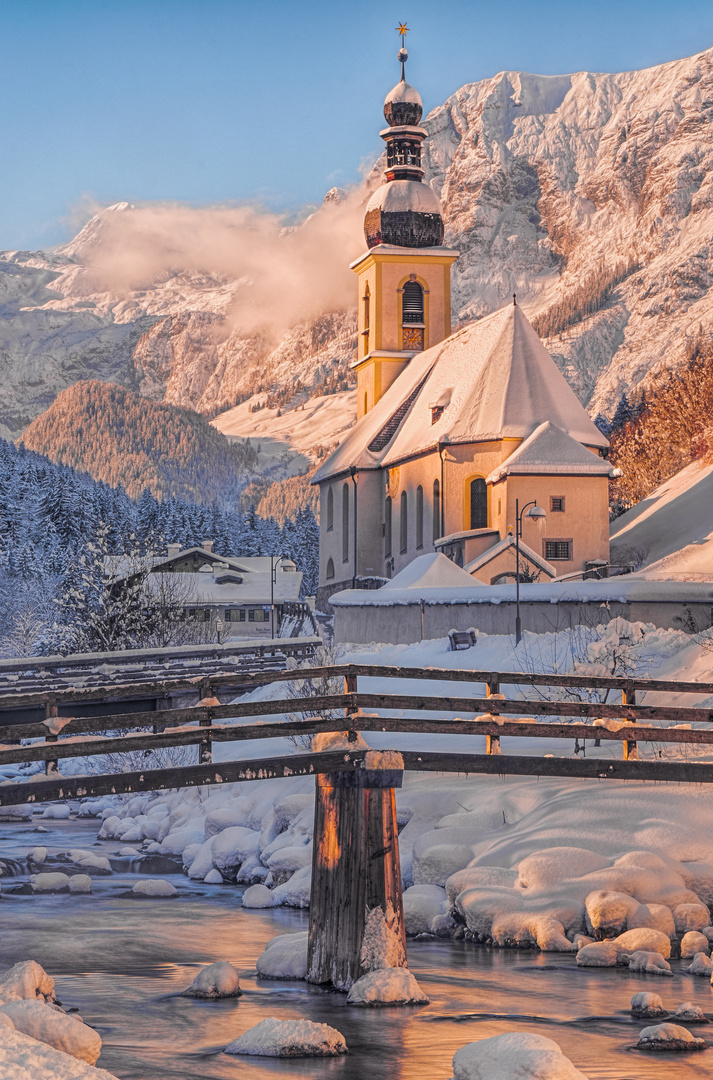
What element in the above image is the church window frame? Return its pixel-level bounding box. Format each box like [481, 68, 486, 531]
[465, 475, 488, 531]
[384, 495, 392, 558]
[342, 483, 349, 563]
[416, 485, 424, 549]
[400, 490, 408, 553]
[326, 487, 334, 531]
[432, 479, 440, 543]
[326, 557, 335, 580]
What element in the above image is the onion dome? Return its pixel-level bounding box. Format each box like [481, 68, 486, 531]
[384, 79, 422, 127]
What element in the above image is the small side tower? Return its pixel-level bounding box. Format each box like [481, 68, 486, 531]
[352, 26, 458, 419]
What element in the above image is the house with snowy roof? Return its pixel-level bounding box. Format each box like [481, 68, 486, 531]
[312, 44, 615, 606]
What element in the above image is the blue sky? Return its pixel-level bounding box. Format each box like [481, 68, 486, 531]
[2, 0, 713, 250]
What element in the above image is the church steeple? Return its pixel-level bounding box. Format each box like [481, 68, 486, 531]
[351, 28, 458, 419]
[364, 28, 444, 249]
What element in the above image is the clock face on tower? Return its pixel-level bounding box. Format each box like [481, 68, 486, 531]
[402, 326, 424, 351]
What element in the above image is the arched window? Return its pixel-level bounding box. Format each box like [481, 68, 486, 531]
[416, 485, 423, 548]
[432, 479, 440, 542]
[384, 496, 392, 558]
[342, 484, 349, 562]
[402, 280, 424, 323]
[326, 487, 333, 531]
[326, 557, 335, 580]
[470, 478, 488, 530]
[400, 490, 408, 553]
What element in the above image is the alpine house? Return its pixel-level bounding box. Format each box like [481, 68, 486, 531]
[313, 35, 615, 605]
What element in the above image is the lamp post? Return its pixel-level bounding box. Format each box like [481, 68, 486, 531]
[514, 498, 546, 645]
[216, 616, 223, 645]
[270, 554, 289, 639]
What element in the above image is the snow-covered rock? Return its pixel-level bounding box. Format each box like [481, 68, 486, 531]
[255, 932, 308, 980]
[685, 951, 712, 976]
[224, 1017, 347, 1058]
[451, 1032, 588, 1079]
[681, 930, 710, 957]
[626, 950, 673, 976]
[30, 873, 70, 893]
[242, 884, 274, 908]
[210, 826, 261, 879]
[631, 993, 666, 1019]
[0, 1025, 119, 1080]
[0, 961, 55, 1005]
[183, 961, 241, 999]
[0, 1000, 101, 1064]
[203, 868, 223, 884]
[346, 968, 429, 1006]
[674, 904, 711, 935]
[673, 1003, 709, 1023]
[402, 884, 448, 936]
[576, 940, 621, 967]
[68, 875, 92, 895]
[131, 879, 177, 897]
[637, 1023, 706, 1051]
[613, 928, 671, 959]
[42, 806, 71, 820]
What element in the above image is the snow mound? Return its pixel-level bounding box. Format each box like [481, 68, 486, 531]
[403, 884, 449, 935]
[42, 806, 71, 819]
[203, 868, 223, 884]
[637, 1023, 707, 1051]
[30, 873, 70, 893]
[681, 931, 710, 958]
[380, 552, 479, 591]
[183, 961, 241, 999]
[346, 968, 430, 1006]
[491, 912, 574, 952]
[68, 875, 92, 894]
[242, 884, 274, 908]
[631, 992, 666, 1018]
[673, 1003, 709, 1023]
[0, 1000, 101, 1064]
[0, 961, 55, 1005]
[674, 903, 711, 934]
[626, 950, 673, 976]
[224, 1017, 347, 1057]
[256, 932, 308, 980]
[686, 952, 713, 976]
[452, 1032, 588, 1079]
[131, 879, 177, 897]
[614, 928, 671, 958]
[576, 941, 620, 967]
[0, 1025, 119, 1080]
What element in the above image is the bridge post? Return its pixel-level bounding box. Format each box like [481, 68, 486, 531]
[307, 759, 406, 992]
[44, 697, 59, 776]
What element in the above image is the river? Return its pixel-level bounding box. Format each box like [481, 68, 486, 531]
[1, 816, 712, 1079]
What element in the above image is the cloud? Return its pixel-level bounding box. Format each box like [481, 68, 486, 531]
[66, 189, 370, 339]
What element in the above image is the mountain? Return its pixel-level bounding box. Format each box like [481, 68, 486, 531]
[20, 380, 258, 503]
[4, 45, 713, 441]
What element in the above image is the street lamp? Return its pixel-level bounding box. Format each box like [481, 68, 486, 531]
[514, 498, 546, 645]
[270, 554, 290, 639]
[216, 616, 224, 645]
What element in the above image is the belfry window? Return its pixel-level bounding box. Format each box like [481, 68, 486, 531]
[402, 280, 424, 324]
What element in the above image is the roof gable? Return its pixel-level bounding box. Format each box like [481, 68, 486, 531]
[487, 421, 614, 482]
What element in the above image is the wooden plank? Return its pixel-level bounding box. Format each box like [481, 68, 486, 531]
[355, 693, 713, 725]
[1, 661, 712, 712]
[0, 750, 369, 806]
[398, 750, 713, 784]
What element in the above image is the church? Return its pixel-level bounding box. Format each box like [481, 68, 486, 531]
[313, 40, 614, 605]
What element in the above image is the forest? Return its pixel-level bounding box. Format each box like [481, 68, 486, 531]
[0, 438, 318, 657]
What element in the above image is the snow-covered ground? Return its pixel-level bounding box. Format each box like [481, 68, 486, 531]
[611, 459, 713, 579]
[211, 389, 356, 477]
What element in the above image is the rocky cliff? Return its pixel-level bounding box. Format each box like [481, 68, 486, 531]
[3, 45, 713, 439]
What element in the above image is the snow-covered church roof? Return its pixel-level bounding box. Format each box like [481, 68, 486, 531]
[313, 304, 608, 483]
[487, 421, 615, 483]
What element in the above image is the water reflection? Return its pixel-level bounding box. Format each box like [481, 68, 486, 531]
[2, 821, 713, 1078]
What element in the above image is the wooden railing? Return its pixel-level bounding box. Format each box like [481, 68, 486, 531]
[1, 663, 712, 805]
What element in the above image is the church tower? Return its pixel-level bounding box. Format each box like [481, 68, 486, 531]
[351, 27, 458, 419]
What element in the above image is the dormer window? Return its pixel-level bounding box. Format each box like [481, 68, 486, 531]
[429, 388, 452, 425]
[431, 405, 445, 424]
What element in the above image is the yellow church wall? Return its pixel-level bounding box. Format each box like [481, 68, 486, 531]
[318, 471, 388, 585]
[495, 474, 611, 573]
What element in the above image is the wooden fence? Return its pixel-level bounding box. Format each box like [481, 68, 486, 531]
[0, 662, 712, 805]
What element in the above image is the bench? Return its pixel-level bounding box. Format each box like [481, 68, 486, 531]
[448, 628, 477, 651]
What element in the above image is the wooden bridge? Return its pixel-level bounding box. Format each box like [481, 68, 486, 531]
[1, 661, 713, 989]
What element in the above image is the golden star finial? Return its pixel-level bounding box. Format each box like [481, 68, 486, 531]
[396, 22, 409, 36]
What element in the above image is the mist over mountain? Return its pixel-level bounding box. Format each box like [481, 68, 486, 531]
[4, 44, 713, 444]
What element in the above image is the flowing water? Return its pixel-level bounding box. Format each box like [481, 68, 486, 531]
[1, 816, 713, 1079]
